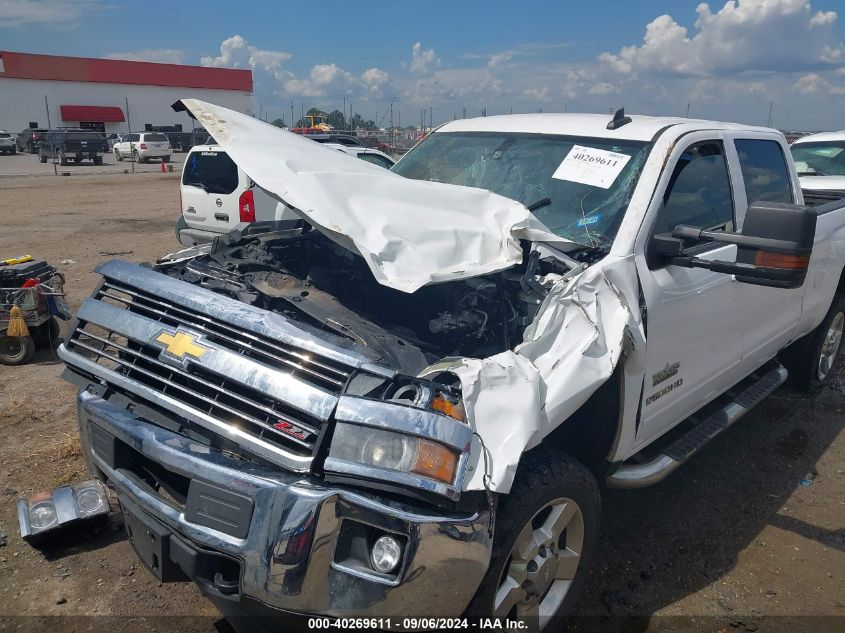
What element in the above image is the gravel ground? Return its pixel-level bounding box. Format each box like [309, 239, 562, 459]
[0, 171, 842, 632]
[0, 150, 185, 177]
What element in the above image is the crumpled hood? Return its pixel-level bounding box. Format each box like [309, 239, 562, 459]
[176, 99, 563, 293]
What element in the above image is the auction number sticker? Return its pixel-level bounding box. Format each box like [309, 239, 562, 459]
[552, 145, 631, 189]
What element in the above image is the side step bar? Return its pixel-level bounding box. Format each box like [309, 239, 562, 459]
[606, 363, 788, 489]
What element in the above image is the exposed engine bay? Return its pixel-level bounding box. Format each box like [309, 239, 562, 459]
[156, 223, 594, 375]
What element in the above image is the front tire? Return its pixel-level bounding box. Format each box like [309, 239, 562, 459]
[783, 294, 845, 393]
[466, 450, 600, 629]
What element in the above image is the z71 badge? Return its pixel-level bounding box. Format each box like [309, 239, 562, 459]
[652, 362, 680, 387]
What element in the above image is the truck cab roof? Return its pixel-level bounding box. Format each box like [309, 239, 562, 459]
[791, 130, 845, 145]
[438, 113, 779, 142]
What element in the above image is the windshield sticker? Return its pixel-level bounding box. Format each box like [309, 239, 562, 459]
[552, 145, 632, 189]
[576, 214, 600, 227]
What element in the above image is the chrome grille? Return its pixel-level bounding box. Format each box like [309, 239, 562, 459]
[59, 263, 375, 469]
[67, 320, 324, 455]
[97, 280, 354, 393]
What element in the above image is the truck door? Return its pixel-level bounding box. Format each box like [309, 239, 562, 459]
[633, 133, 749, 447]
[728, 136, 804, 373]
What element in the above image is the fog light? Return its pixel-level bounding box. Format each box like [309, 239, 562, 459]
[370, 535, 402, 574]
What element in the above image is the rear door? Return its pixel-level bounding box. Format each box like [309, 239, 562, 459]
[181, 148, 246, 233]
[116, 133, 134, 155]
[728, 134, 804, 373]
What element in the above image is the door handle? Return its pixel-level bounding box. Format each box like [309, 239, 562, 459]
[214, 212, 229, 222]
[186, 206, 196, 214]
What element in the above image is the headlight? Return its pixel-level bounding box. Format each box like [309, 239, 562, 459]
[330, 425, 459, 485]
[17, 480, 110, 542]
[28, 495, 59, 530]
[386, 381, 465, 422]
[328, 383, 473, 500]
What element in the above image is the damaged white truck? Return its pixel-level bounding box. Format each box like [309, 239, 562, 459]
[57, 101, 845, 629]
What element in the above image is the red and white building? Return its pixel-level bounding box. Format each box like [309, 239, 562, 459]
[0, 51, 252, 135]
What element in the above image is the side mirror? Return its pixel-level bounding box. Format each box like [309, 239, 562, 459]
[652, 201, 816, 289]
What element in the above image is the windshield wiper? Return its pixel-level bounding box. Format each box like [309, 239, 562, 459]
[186, 182, 209, 192]
[526, 197, 551, 212]
[799, 170, 828, 177]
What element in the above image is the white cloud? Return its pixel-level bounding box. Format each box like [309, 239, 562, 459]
[199, 22, 845, 130]
[488, 53, 512, 68]
[588, 82, 616, 95]
[522, 86, 550, 101]
[201, 35, 293, 82]
[203, 35, 390, 105]
[600, 0, 845, 76]
[810, 9, 837, 26]
[106, 49, 186, 64]
[795, 71, 845, 94]
[410, 42, 440, 75]
[283, 63, 353, 98]
[0, 0, 106, 28]
[360, 68, 390, 97]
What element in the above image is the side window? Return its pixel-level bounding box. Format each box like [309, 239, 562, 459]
[357, 153, 393, 169]
[653, 141, 734, 237]
[734, 139, 793, 204]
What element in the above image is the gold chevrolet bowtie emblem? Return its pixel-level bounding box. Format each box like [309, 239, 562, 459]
[154, 331, 208, 360]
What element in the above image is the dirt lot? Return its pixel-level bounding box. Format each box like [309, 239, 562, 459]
[0, 172, 843, 631]
[0, 149, 186, 177]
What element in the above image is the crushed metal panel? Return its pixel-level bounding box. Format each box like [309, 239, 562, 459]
[176, 99, 564, 293]
[427, 262, 645, 494]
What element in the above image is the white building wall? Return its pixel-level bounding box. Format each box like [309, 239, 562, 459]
[0, 78, 252, 135]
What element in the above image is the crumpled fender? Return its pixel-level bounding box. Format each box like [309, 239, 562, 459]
[423, 260, 645, 493]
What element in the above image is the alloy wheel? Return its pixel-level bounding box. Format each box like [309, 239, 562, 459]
[494, 497, 585, 630]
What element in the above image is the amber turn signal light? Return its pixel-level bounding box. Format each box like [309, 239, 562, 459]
[411, 439, 459, 484]
[431, 394, 466, 421]
[754, 251, 810, 270]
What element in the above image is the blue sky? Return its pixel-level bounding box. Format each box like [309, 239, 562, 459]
[3, 0, 845, 129]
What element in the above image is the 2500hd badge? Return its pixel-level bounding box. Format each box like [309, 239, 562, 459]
[646, 378, 684, 406]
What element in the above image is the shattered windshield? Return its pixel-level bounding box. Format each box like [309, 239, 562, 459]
[392, 131, 651, 248]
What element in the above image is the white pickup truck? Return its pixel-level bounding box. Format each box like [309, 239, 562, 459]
[54, 101, 845, 630]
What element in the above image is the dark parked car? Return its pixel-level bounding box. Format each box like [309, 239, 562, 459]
[306, 133, 365, 147]
[17, 128, 47, 153]
[37, 129, 109, 165]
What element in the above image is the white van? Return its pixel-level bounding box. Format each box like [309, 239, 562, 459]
[176, 145, 297, 246]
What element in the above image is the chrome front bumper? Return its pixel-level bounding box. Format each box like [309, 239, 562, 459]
[77, 391, 492, 617]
